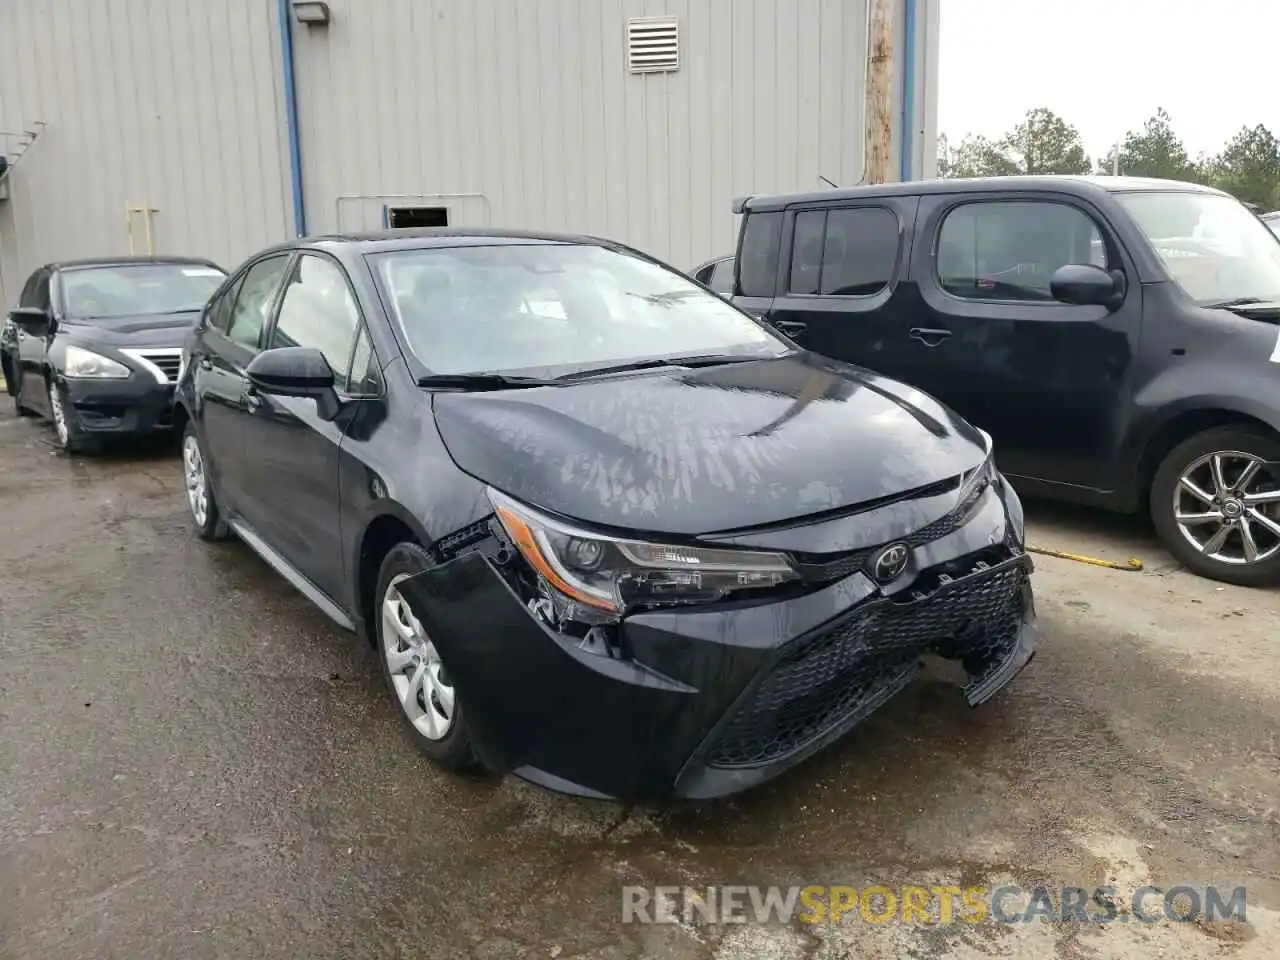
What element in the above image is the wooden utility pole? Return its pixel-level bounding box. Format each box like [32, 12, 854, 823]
[864, 0, 894, 184]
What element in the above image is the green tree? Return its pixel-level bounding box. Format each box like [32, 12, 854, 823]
[938, 134, 1019, 178]
[1204, 125, 1280, 209]
[1003, 108, 1092, 175]
[1100, 108, 1195, 181]
[939, 108, 1091, 178]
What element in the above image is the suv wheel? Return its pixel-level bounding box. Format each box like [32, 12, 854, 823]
[1151, 427, 1280, 586]
[182, 423, 229, 540]
[375, 543, 481, 772]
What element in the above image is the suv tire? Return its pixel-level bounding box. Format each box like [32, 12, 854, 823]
[1151, 427, 1280, 587]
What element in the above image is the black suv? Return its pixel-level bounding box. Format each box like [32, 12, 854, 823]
[731, 176, 1280, 586]
[174, 229, 1037, 801]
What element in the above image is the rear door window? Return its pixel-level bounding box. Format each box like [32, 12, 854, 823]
[787, 207, 899, 296]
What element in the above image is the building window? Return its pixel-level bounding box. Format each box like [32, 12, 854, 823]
[386, 206, 449, 229]
[937, 201, 1106, 302]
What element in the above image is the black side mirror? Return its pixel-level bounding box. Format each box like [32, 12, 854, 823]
[9, 306, 52, 336]
[1050, 264, 1124, 308]
[245, 346, 341, 420]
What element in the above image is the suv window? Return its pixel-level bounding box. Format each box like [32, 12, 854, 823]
[788, 207, 899, 296]
[738, 212, 783, 297]
[226, 255, 290, 349]
[707, 259, 735, 294]
[271, 254, 362, 388]
[938, 201, 1107, 302]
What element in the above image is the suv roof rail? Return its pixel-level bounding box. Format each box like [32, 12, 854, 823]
[731, 195, 752, 215]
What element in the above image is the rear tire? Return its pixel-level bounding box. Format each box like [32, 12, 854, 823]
[1151, 427, 1280, 587]
[375, 542, 482, 773]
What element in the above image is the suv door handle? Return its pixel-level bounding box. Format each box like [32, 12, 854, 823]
[774, 319, 808, 337]
[909, 327, 953, 347]
[243, 386, 263, 411]
[198, 357, 214, 371]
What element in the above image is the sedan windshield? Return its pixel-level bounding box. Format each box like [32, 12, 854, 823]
[62, 263, 226, 319]
[369, 243, 787, 377]
[1116, 192, 1280, 305]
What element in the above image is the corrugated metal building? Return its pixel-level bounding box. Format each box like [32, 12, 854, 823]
[0, 0, 939, 307]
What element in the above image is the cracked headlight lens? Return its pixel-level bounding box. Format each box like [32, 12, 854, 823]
[488, 488, 798, 615]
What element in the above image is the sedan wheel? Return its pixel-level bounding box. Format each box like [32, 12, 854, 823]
[382, 574, 456, 741]
[47, 380, 70, 449]
[1153, 428, 1280, 586]
[183, 432, 210, 528]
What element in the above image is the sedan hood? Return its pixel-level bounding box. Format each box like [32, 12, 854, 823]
[60, 312, 200, 348]
[431, 353, 991, 536]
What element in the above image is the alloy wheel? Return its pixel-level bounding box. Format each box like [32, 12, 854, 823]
[381, 574, 456, 741]
[48, 381, 69, 447]
[183, 433, 209, 527]
[1174, 450, 1280, 565]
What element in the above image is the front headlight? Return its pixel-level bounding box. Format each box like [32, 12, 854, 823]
[64, 345, 131, 379]
[488, 488, 798, 615]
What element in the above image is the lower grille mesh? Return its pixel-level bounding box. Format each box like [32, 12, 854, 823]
[705, 559, 1026, 769]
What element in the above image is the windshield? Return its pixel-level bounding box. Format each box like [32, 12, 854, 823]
[61, 263, 226, 319]
[369, 243, 787, 376]
[1116, 192, 1280, 305]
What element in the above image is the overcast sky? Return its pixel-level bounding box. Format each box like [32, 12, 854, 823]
[937, 0, 1280, 161]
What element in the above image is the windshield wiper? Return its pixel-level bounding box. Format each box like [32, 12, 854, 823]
[1204, 297, 1279, 309]
[556, 353, 765, 381]
[416, 373, 557, 391]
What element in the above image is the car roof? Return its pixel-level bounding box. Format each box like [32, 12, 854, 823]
[292, 227, 619, 256]
[738, 175, 1230, 213]
[48, 255, 224, 272]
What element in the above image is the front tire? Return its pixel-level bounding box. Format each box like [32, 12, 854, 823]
[46, 377, 96, 454]
[182, 422, 229, 540]
[1151, 427, 1280, 586]
[375, 542, 481, 772]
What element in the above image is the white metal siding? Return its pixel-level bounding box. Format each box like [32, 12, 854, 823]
[0, 0, 291, 306]
[292, 0, 876, 268]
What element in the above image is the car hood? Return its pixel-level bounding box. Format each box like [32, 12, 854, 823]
[431, 352, 991, 536]
[59, 312, 200, 348]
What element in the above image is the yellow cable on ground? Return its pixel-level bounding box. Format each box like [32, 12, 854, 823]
[1027, 546, 1144, 571]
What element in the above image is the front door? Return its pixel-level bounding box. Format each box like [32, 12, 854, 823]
[194, 254, 292, 516]
[237, 252, 364, 602]
[761, 198, 923, 386]
[14, 268, 53, 415]
[905, 194, 1140, 489]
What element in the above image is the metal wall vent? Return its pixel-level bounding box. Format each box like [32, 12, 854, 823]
[626, 16, 679, 73]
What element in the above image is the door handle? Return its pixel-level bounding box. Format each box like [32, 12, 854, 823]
[244, 386, 263, 412]
[774, 319, 808, 337]
[198, 357, 214, 371]
[909, 327, 953, 347]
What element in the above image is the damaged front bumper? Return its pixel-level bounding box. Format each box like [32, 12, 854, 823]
[395, 482, 1038, 803]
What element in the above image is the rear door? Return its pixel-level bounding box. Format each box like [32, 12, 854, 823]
[906, 193, 1140, 488]
[761, 198, 922, 384]
[236, 252, 368, 601]
[193, 253, 292, 515]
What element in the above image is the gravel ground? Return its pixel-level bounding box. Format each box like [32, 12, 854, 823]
[1, 405, 1277, 959]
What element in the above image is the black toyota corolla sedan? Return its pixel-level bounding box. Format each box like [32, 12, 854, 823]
[175, 229, 1037, 801]
[6, 256, 227, 452]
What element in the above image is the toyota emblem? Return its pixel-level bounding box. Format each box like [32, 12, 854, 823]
[871, 543, 909, 583]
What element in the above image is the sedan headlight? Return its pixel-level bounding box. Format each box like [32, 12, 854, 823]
[488, 488, 798, 615]
[64, 345, 131, 379]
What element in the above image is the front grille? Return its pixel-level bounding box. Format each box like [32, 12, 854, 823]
[705, 558, 1027, 769]
[140, 353, 183, 383]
